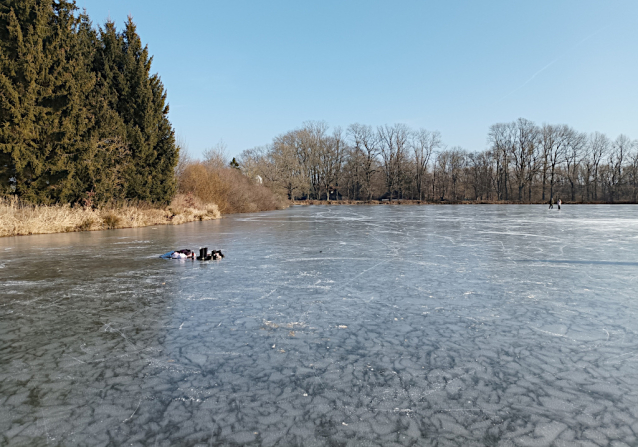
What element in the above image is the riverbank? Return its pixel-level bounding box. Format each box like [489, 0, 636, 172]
[0, 194, 221, 237]
[292, 199, 626, 205]
[4, 196, 622, 237]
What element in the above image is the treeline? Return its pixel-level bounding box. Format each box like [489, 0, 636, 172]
[239, 120, 638, 203]
[0, 0, 177, 205]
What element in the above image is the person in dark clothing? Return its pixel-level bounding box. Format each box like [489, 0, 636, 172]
[549, 197, 554, 209]
[197, 247, 209, 260]
[196, 247, 224, 260]
[557, 199, 561, 210]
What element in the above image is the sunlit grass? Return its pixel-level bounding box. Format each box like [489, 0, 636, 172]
[0, 194, 220, 237]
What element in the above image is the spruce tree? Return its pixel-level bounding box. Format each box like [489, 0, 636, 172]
[0, 0, 53, 200]
[117, 17, 177, 202]
[0, 2, 179, 204]
[0, 0, 95, 203]
[44, 0, 97, 203]
[79, 17, 129, 203]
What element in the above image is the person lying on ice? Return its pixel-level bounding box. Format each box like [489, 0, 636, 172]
[159, 249, 195, 259]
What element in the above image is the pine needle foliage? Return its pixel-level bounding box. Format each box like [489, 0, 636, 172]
[0, 1, 178, 204]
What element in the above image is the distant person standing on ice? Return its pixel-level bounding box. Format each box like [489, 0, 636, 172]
[549, 197, 554, 209]
[557, 199, 562, 210]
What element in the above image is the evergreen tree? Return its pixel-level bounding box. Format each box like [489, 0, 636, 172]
[79, 17, 129, 203]
[117, 17, 177, 202]
[0, 2, 178, 204]
[0, 1, 101, 203]
[44, 1, 97, 203]
[0, 0, 54, 200]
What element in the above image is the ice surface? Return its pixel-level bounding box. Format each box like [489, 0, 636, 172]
[1, 205, 638, 446]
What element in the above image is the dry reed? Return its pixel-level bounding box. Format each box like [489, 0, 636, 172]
[0, 194, 220, 237]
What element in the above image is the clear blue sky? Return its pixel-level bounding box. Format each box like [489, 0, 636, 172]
[76, 0, 638, 159]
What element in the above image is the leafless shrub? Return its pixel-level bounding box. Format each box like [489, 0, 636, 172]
[177, 158, 286, 214]
[102, 212, 121, 229]
[76, 218, 95, 231]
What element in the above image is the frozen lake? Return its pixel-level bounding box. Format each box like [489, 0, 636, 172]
[1, 205, 638, 446]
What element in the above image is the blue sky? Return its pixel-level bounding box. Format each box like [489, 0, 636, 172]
[76, 0, 638, 159]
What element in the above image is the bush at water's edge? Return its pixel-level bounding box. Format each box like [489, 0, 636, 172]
[1, 158, 291, 237]
[178, 163, 289, 214]
[0, 194, 221, 237]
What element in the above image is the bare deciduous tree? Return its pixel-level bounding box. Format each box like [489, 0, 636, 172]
[378, 124, 409, 200]
[239, 119, 636, 204]
[583, 132, 609, 201]
[347, 124, 380, 200]
[317, 127, 345, 200]
[488, 123, 513, 201]
[411, 129, 441, 201]
[509, 118, 538, 202]
[563, 130, 586, 202]
[203, 140, 229, 170]
[605, 134, 633, 202]
[541, 124, 570, 201]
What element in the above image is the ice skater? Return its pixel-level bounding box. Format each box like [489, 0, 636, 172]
[549, 197, 554, 209]
[557, 198, 561, 210]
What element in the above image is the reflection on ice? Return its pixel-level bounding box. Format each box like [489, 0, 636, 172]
[1, 205, 638, 446]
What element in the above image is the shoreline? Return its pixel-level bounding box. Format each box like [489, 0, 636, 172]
[0, 195, 221, 238]
[0, 195, 292, 238]
[3, 198, 633, 238]
[292, 199, 634, 206]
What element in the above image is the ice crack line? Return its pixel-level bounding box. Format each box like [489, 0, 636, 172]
[68, 355, 86, 364]
[41, 409, 50, 444]
[123, 399, 142, 423]
[338, 260, 388, 290]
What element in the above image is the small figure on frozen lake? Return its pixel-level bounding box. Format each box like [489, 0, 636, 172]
[160, 249, 195, 259]
[549, 197, 554, 209]
[557, 198, 562, 210]
[196, 247, 224, 260]
[197, 247, 209, 260]
[160, 248, 223, 261]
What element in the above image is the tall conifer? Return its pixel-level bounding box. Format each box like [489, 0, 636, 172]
[44, 0, 96, 202]
[0, 2, 179, 204]
[79, 17, 129, 203]
[0, 0, 54, 200]
[118, 17, 177, 202]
